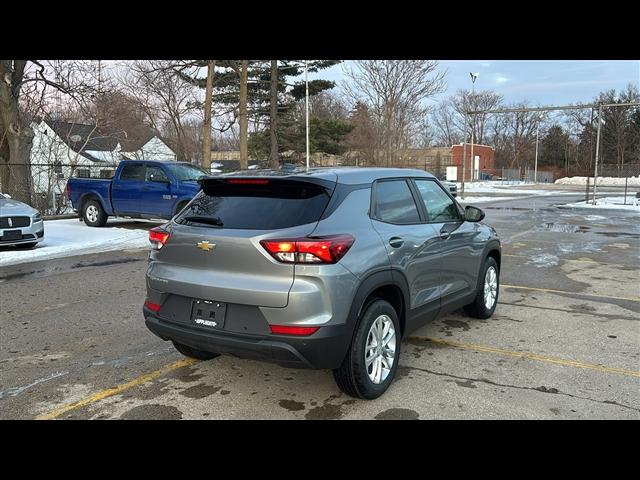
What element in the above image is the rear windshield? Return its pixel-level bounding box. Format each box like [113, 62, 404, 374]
[176, 179, 333, 230]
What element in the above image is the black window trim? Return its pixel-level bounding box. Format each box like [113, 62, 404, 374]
[370, 177, 426, 225]
[410, 177, 463, 224]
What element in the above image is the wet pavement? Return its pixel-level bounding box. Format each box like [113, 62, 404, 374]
[1, 185, 638, 419]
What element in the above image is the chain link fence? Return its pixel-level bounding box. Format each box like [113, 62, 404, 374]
[0, 161, 113, 216]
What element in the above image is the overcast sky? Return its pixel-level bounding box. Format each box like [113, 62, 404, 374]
[307, 60, 639, 106]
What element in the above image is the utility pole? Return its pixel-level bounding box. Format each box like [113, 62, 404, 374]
[461, 111, 468, 198]
[534, 116, 540, 183]
[305, 60, 310, 171]
[592, 103, 603, 205]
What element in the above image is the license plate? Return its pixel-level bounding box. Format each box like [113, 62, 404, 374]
[2, 230, 22, 241]
[190, 300, 226, 329]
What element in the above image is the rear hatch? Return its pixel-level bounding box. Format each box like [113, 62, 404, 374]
[150, 175, 336, 308]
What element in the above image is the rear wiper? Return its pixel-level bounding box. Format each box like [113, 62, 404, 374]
[182, 215, 224, 227]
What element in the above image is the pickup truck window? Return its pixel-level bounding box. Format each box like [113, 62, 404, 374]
[145, 166, 169, 183]
[165, 163, 208, 182]
[120, 164, 145, 181]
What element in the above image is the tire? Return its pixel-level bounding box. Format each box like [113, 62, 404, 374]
[464, 256, 499, 319]
[333, 299, 401, 400]
[83, 199, 108, 227]
[174, 201, 189, 217]
[172, 341, 220, 361]
[15, 242, 38, 249]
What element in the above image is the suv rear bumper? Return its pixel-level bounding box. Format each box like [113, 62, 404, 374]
[144, 312, 352, 370]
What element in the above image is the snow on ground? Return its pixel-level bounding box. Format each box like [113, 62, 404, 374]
[555, 176, 640, 186]
[455, 181, 574, 195]
[562, 196, 640, 212]
[0, 218, 152, 267]
[457, 196, 520, 204]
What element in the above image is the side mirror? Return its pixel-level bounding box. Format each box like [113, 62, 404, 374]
[465, 205, 485, 222]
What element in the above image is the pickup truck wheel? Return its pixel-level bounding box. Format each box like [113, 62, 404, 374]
[172, 341, 220, 361]
[174, 201, 189, 217]
[83, 199, 108, 227]
[333, 299, 400, 400]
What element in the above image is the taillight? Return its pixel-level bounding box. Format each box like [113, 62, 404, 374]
[149, 227, 170, 250]
[260, 235, 354, 264]
[269, 325, 320, 336]
[64, 183, 70, 199]
[144, 299, 162, 312]
[225, 178, 270, 185]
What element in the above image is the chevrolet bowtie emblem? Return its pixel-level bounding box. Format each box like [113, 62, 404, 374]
[197, 241, 215, 252]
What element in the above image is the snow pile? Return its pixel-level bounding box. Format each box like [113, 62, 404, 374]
[555, 176, 640, 186]
[0, 218, 152, 267]
[562, 196, 640, 212]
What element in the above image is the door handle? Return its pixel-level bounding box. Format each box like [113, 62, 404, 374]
[439, 227, 451, 240]
[389, 237, 404, 248]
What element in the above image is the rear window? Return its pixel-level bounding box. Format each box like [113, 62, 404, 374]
[120, 164, 145, 181]
[372, 179, 421, 224]
[177, 179, 333, 230]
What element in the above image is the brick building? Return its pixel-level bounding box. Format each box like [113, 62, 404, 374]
[451, 144, 496, 181]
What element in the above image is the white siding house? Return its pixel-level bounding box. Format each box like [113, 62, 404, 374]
[121, 136, 176, 161]
[29, 120, 120, 212]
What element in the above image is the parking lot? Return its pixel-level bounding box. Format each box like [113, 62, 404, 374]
[1, 184, 638, 419]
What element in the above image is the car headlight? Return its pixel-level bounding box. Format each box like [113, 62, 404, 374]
[32, 212, 43, 222]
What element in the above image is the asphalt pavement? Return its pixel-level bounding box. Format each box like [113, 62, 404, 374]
[1, 185, 638, 419]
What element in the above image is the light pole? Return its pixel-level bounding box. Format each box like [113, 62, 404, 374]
[469, 72, 478, 181]
[534, 114, 542, 183]
[592, 104, 604, 205]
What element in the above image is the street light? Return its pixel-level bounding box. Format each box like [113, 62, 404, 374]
[534, 114, 543, 183]
[469, 72, 479, 181]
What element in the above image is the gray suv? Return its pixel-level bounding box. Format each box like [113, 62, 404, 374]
[143, 168, 501, 399]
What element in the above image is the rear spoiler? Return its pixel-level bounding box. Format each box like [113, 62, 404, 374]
[197, 175, 336, 193]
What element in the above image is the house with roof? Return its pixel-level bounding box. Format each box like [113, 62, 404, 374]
[120, 134, 176, 162]
[29, 119, 176, 211]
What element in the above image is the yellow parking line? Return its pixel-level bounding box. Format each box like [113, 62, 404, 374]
[501, 284, 640, 303]
[36, 358, 198, 420]
[410, 336, 640, 378]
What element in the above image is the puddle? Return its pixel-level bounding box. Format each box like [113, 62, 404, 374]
[527, 254, 560, 267]
[535, 223, 590, 233]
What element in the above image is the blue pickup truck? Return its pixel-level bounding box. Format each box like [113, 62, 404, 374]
[66, 161, 207, 227]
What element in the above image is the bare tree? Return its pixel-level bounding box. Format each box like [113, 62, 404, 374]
[431, 101, 461, 146]
[450, 89, 503, 145]
[491, 104, 540, 168]
[202, 60, 215, 169]
[118, 61, 200, 162]
[342, 60, 445, 166]
[1, 60, 100, 202]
